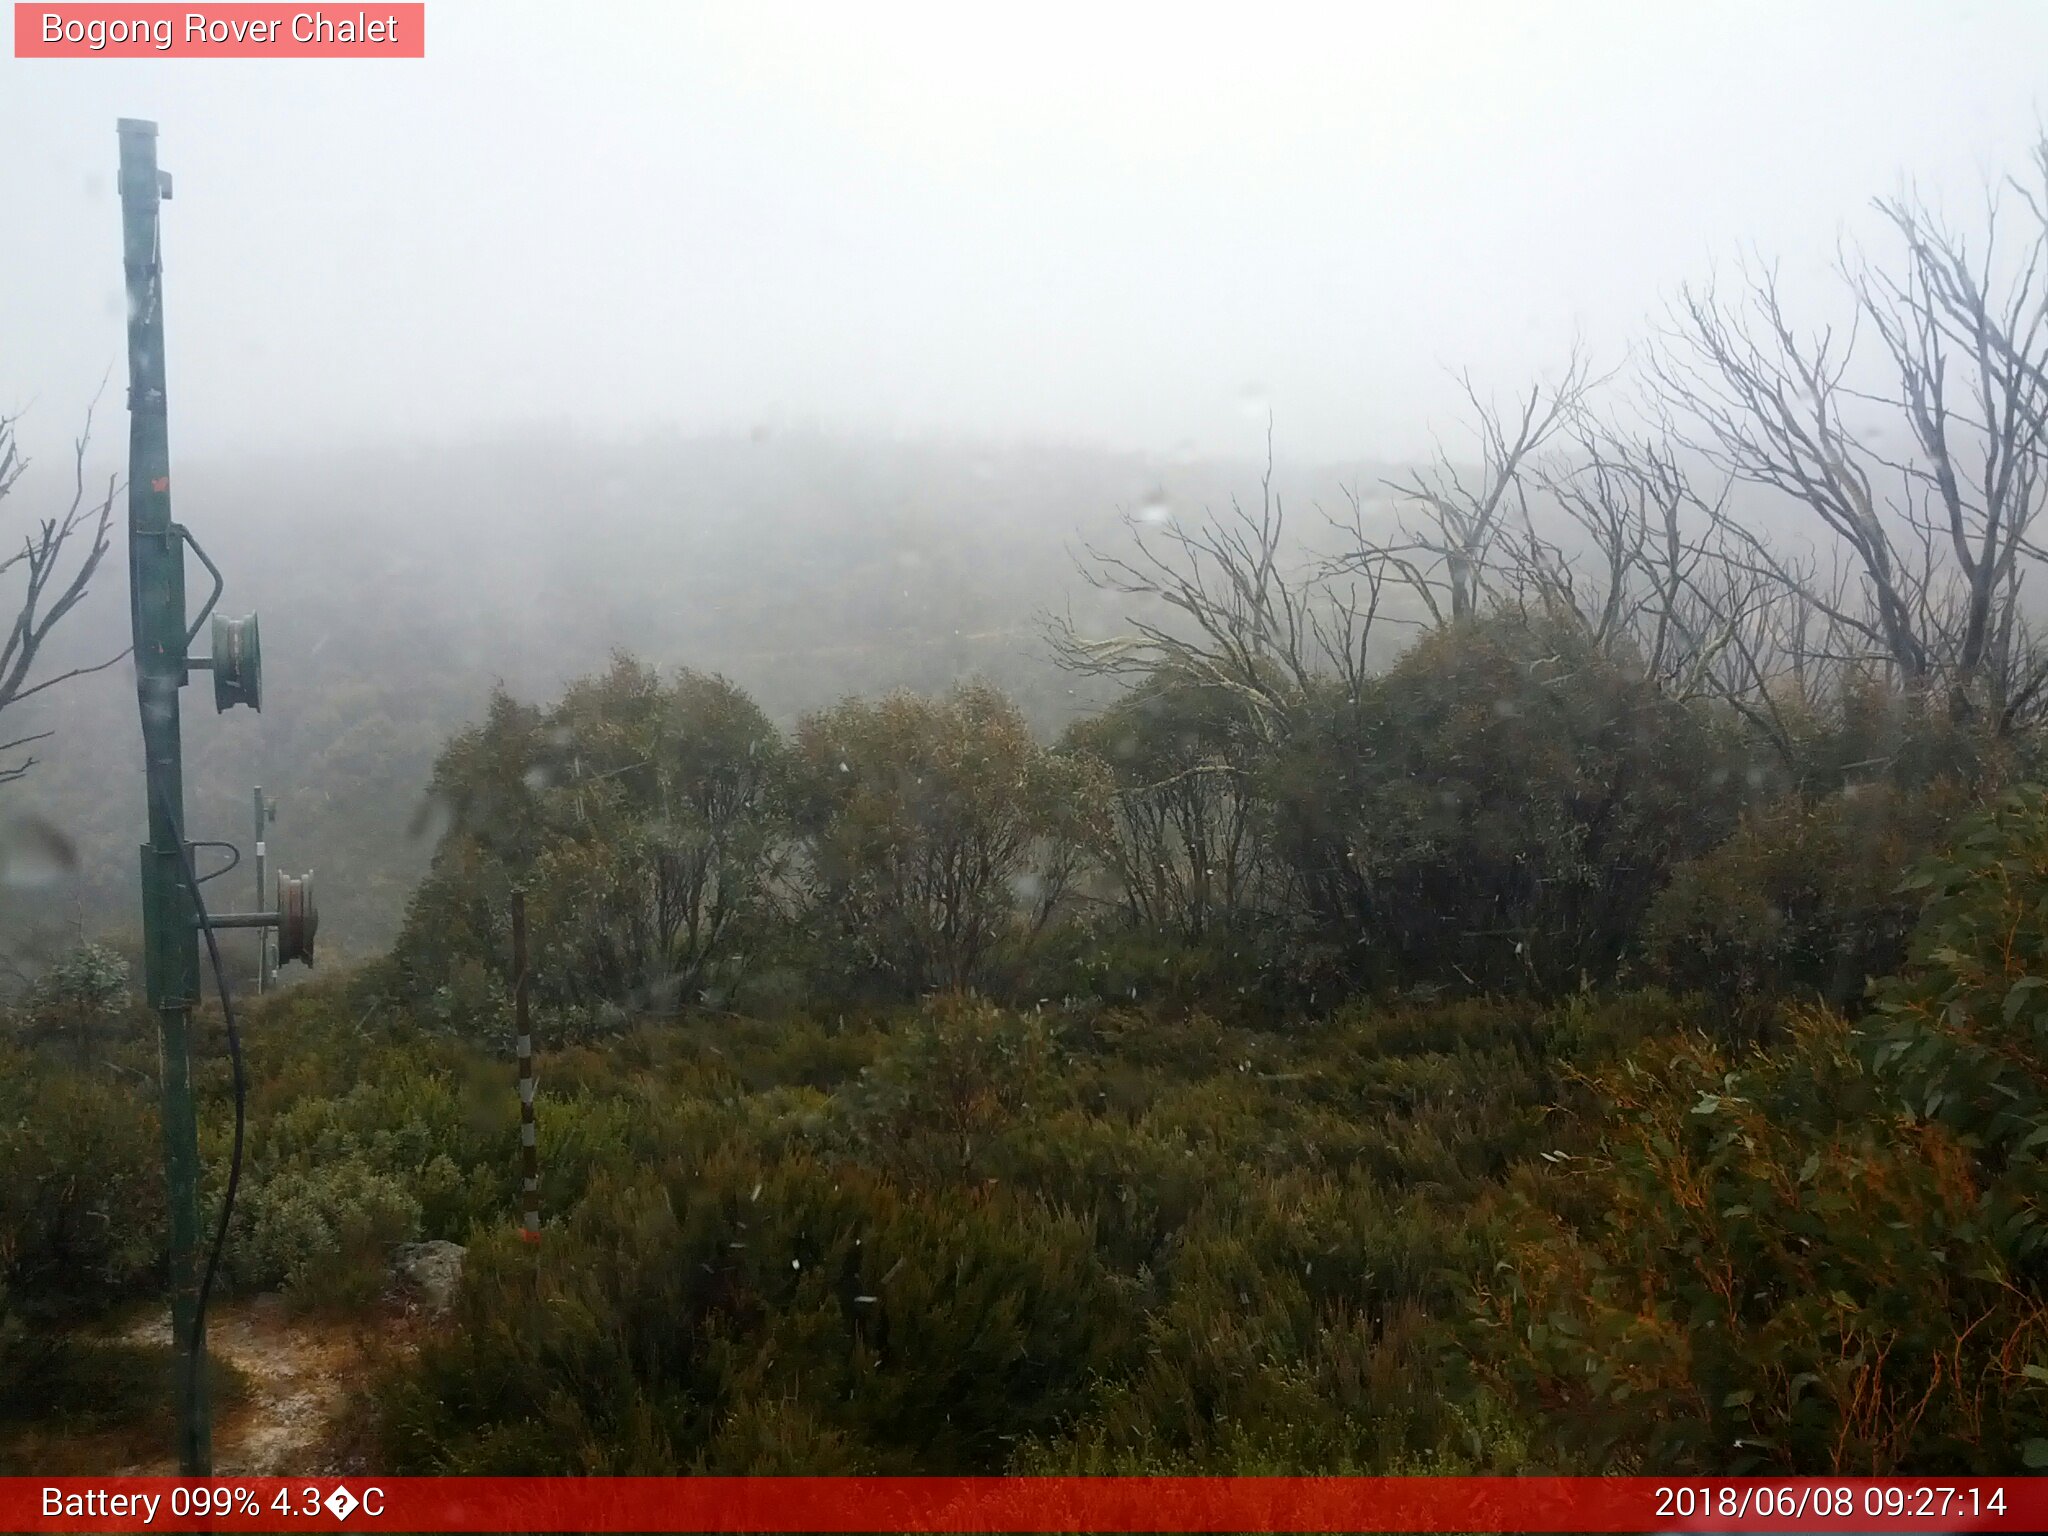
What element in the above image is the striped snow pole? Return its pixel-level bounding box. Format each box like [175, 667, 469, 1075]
[512, 889, 539, 1241]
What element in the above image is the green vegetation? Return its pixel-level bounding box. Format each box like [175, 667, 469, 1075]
[11, 152, 2048, 1466]
[7, 607, 2048, 1475]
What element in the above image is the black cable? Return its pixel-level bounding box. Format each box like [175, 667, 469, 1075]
[152, 781, 245, 1362]
[190, 839, 239, 885]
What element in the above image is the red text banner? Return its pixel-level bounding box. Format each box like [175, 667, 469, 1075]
[13, 5, 424, 58]
[2, 1476, 2043, 1533]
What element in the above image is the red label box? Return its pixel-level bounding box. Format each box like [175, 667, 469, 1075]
[13, 4, 425, 57]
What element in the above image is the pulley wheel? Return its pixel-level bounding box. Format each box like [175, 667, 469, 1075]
[276, 869, 317, 965]
[211, 612, 262, 713]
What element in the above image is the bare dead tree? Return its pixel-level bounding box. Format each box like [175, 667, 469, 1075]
[1046, 425, 1378, 740]
[1347, 349, 1596, 624]
[1493, 414, 1844, 762]
[1650, 139, 2048, 739]
[1855, 175, 2048, 728]
[1651, 264, 1918, 672]
[0, 406, 125, 785]
[1516, 427, 1709, 676]
[1062, 133, 2048, 783]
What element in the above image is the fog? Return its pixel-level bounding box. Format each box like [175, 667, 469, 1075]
[5, 3, 2048, 957]
[5, 2, 2046, 465]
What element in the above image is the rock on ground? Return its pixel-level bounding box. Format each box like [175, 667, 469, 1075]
[389, 1240, 467, 1314]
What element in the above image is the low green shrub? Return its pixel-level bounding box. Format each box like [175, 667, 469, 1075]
[1641, 784, 1969, 1013]
[0, 1045, 163, 1319]
[378, 1149, 1137, 1473]
[1472, 1009, 2048, 1473]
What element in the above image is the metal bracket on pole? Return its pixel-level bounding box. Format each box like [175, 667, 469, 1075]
[199, 869, 318, 966]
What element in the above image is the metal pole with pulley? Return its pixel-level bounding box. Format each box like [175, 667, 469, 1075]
[119, 117, 320, 1476]
[118, 113, 209, 1477]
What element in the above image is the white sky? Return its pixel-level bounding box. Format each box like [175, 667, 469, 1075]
[2, 1, 2045, 465]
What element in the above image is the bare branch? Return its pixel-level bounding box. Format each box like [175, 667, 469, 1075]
[0, 401, 126, 786]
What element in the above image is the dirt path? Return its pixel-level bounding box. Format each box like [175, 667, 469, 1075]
[115, 1300, 396, 1475]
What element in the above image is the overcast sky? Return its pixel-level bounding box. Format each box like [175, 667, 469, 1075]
[3, 1, 2046, 467]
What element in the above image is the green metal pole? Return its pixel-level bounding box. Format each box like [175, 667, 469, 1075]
[253, 787, 270, 994]
[118, 116, 210, 1476]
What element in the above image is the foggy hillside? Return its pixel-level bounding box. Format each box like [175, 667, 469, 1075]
[0, 427, 1395, 961]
